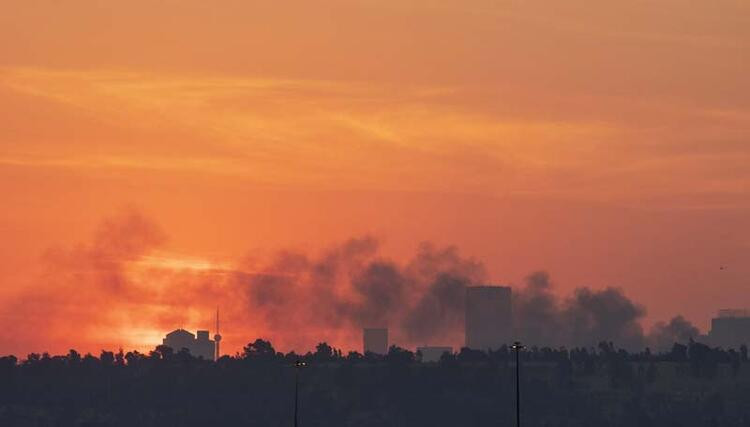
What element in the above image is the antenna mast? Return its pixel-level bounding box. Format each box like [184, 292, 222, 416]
[213, 307, 222, 361]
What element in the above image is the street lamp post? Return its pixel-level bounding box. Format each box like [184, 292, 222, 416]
[511, 342, 526, 427]
[294, 360, 306, 427]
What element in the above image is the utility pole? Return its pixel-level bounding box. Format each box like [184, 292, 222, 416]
[511, 342, 526, 427]
[294, 360, 306, 427]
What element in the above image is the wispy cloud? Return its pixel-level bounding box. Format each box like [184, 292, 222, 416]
[0, 67, 613, 191]
[0, 64, 748, 207]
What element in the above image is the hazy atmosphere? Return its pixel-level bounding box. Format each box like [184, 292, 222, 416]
[1, 0, 749, 356]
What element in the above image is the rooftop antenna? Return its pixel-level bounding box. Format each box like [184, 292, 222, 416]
[213, 307, 222, 361]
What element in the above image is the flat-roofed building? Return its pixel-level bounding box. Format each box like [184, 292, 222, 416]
[709, 309, 750, 349]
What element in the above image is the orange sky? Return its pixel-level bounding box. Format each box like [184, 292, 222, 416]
[1, 0, 749, 356]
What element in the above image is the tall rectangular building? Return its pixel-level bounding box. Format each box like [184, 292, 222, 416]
[363, 328, 389, 355]
[709, 310, 750, 349]
[465, 286, 512, 351]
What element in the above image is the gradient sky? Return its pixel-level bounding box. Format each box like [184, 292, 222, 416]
[1, 0, 748, 356]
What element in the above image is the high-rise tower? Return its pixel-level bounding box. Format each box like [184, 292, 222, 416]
[214, 307, 222, 361]
[709, 309, 750, 349]
[363, 328, 388, 355]
[465, 286, 512, 351]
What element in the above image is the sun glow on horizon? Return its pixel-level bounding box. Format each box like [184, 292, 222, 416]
[135, 253, 234, 272]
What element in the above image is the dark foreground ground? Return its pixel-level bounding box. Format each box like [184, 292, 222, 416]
[1, 340, 750, 427]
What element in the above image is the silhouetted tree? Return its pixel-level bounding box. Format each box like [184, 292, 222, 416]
[100, 350, 115, 366]
[1, 339, 749, 427]
[152, 344, 174, 360]
[688, 339, 717, 379]
[457, 347, 487, 363]
[670, 343, 689, 362]
[385, 345, 414, 365]
[314, 342, 335, 362]
[243, 339, 276, 360]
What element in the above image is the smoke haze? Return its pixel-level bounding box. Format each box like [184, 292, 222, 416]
[514, 272, 700, 351]
[239, 239, 485, 350]
[0, 211, 702, 356]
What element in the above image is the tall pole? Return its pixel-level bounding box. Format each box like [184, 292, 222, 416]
[294, 360, 306, 427]
[294, 369, 299, 427]
[511, 341, 525, 427]
[515, 347, 520, 427]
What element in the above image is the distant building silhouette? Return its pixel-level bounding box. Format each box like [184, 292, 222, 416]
[162, 328, 216, 360]
[417, 346, 452, 362]
[708, 309, 750, 348]
[363, 328, 388, 355]
[465, 285, 512, 351]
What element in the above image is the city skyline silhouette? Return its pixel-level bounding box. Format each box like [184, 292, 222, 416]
[1, 0, 748, 425]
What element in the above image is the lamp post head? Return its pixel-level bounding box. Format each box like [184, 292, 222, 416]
[511, 341, 526, 351]
[295, 360, 307, 368]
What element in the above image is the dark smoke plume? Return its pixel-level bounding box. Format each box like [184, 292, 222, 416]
[514, 271, 646, 350]
[563, 287, 646, 350]
[239, 240, 485, 349]
[1, 211, 706, 356]
[648, 315, 700, 352]
[513, 271, 703, 351]
[0, 210, 170, 355]
[513, 271, 560, 347]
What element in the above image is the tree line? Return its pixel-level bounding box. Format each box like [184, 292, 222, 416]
[1, 339, 749, 426]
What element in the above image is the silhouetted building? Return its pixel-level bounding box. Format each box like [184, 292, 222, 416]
[195, 330, 215, 360]
[162, 328, 216, 360]
[709, 309, 750, 349]
[163, 329, 195, 353]
[417, 346, 452, 362]
[363, 328, 388, 355]
[465, 285, 512, 351]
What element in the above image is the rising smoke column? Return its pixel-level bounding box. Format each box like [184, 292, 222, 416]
[0, 211, 707, 356]
[0, 210, 171, 354]
[401, 243, 486, 345]
[240, 240, 485, 350]
[514, 271, 655, 351]
[513, 271, 562, 347]
[563, 287, 646, 350]
[648, 315, 700, 352]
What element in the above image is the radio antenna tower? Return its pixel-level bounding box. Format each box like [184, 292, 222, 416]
[213, 307, 222, 361]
